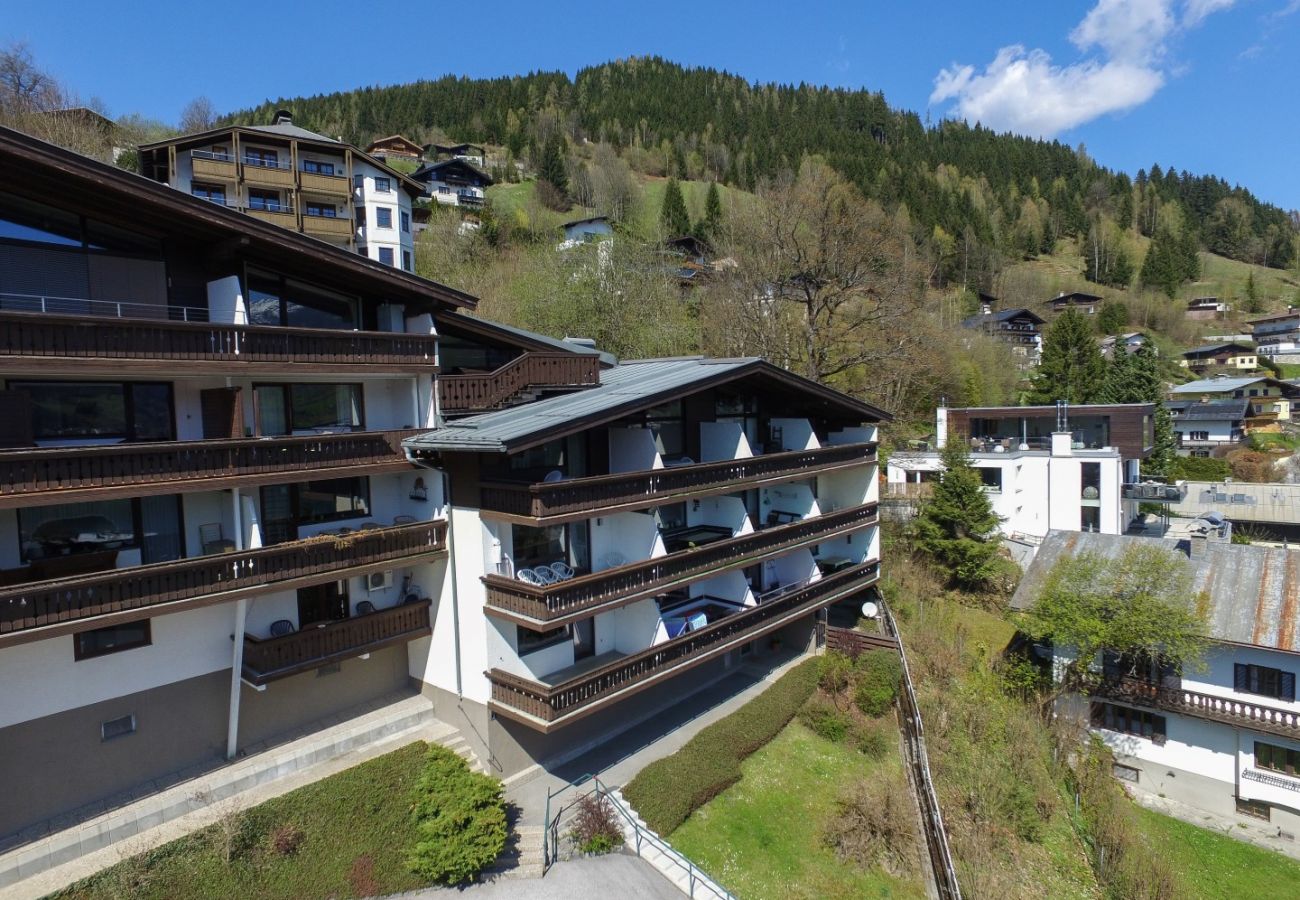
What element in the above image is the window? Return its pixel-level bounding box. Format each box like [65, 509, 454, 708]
[645, 400, 685, 459]
[1256, 741, 1300, 777]
[1189, 431, 1209, 441]
[1237, 797, 1271, 821]
[374, 176, 392, 193]
[517, 623, 571, 655]
[303, 199, 337, 218]
[18, 496, 182, 565]
[210, 145, 230, 160]
[1112, 763, 1140, 783]
[402, 250, 412, 272]
[355, 207, 366, 227]
[378, 247, 394, 266]
[978, 468, 1002, 492]
[243, 147, 279, 168]
[1090, 702, 1167, 744]
[376, 207, 393, 229]
[1081, 506, 1101, 532]
[260, 477, 371, 544]
[353, 174, 365, 191]
[400, 210, 410, 233]
[511, 521, 588, 571]
[253, 383, 363, 435]
[302, 159, 335, 175]
[100, 714, 137, 741]
[1235, 663, 1296, 701]
[8, 381, 174, 441]
[246, 271, 357, 330]
[75, 620, 151, 660]
[247, 189, 284, 212]
[191, 182, 227, 204]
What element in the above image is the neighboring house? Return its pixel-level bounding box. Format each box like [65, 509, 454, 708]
[960, 307, 1046, 367]
[1186, 297, 1229, 320]
[975, 292, 1000, 316]
[558, 215, 614, 249]
[1099, 332, 1151, 359]
[885, 404, 1153, 540]
[1046, 291, 1104, 315]
[664, 235, 715, 288]
[1168, 375, 1300, 424]
[1180, 342, 1258, 373]
[410, 158, 493, 208]
[1012, 530, 1300, 835]
[1250, 310, 1300, 360]
[364, 134, 424, 164]
[1165, 399, 1249, 456]
[426, 142, 486, 167]
[0, 124, 886, 847]
[138, 110, 421, 272]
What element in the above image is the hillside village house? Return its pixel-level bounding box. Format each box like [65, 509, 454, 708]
[138, 111, 420, 272]
[558, 215, 614, 249]
[1179, 342, 1258, 373]
[1014, 531, 1300, 835]
[410, 158, 493, 208]
[885, 404, 1152, 540]
[1168, 376, 1300, 425]
[1165, 399, 1249, 456]
[427, 142, 487, 167]
[1185, 297, 1230, 320]
[1046, 291, 1104, 315]
[959, 306, 1045, 367]
[364, 134, 424, 164]
[1250, 309, 1300, 361]
[0, 125, 885, 852]
[1099, 332, 1151, 359]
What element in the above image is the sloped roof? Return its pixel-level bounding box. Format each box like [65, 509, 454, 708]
[411, 158, 493, 185]
[1165, 399, 1250, 420]
[1010, 530, 1300, 653]
[961, 307, 1045, 328]
[1183, 342, 1255, 357]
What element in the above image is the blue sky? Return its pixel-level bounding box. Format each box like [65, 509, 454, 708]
[6, 0, 1298, 208]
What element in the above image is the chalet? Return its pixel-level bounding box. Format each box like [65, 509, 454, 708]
[1185, 297, 1229, 320]
[1099, 332, 1151, 359]
[364, 134, 424, 163]
[558, 215, 614, 249]
[1168, 375, 1300, 423]
[976, 292, 1000, 316]
[959, 307, 1045, 367]
[1165, 399, 1249, 456]
[426, 142, 486, 167]
[1046, 291, 1104, 315]
[410, 158, 493, 208]
[1249, 309, 1300, 360]
[1179, 342, 1258, 373]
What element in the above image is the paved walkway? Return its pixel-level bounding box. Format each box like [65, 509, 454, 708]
[396, 853, 682, 899]
[1127, 784, 1300, 861]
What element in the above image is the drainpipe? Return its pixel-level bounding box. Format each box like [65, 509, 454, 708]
[226, 488, 247, 760]
[407, 451, 462, 697]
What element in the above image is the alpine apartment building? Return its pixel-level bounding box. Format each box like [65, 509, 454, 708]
[0, 125, 885, 844]
[138, 111, 421, 272]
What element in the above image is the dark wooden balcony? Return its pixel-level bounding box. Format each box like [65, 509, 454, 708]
[438, 352, 600, 414]
[480, 442, 877, 523]
[488, 561, 880, 730]
[0, 429, 421, 509]
[0, 311, 438, 375]
[242, 598, 432, 686]
[1093, 677, 1300, 741]
[483, 502, 879, 625]
[0, 520, 447, 647]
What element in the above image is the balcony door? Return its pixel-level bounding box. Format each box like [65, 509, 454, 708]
[200, 387, 243, 439]
[298, 580, 348, 627]
[573, 617, 595, 661]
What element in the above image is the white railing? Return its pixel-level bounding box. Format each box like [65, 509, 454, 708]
[0, 292, 209, 322]
[190, 149, 234, 162]
[1243, 768, 1300, 792]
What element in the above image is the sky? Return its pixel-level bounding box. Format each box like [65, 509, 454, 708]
[5, 0, 1298, 209]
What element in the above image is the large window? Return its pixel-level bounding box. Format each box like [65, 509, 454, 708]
[511, 521, 589, 571]
[260, 477, 371, 544]
[1090, 702, 1166, 744]
[18, 496, 182, 565]
[376, 207, 393, 229]
[75, 620, 151, 660]
[400, 210, 410, 233]
[1236, 663, 1296, 701]
[9, 381, 173, 442]
[191, 183, 227, 205]
[247, 271, 357, 330]
[302, 159, 336, 175]
[247, 189, 284, 212]
[378, 247, 394, 267]
[253, 383, 363, 435]
[373, 176, 392, 193]
[646, 400, 685, 460]
[243, 147, 279, 168]
[1256, 741, 1300, 777]
[0, 191, 162, 255]
[517, 623, 571, 655]
[303, 199, 337, 218]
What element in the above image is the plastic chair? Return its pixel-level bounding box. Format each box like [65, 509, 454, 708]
[550, 561, 575, 580]
[599, 551, 626, 570]
[269, 619, 295, 637]
[531, 566, 560, 586]
[393, 515, 417, 526]
[355, 600, 376, 615]
[543, 469, 565, 483]
[516, 568, 544, 586]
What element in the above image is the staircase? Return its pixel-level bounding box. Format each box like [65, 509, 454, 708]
[482, 817, 546, 881]
[606, 787, 733, 899]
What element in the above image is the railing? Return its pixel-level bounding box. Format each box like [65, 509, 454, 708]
[241, 598, 432, 685]
[882, 602, 962, 900]
[483, 503, 879, 622]
[242, 155, 294, 170]
[882, 482, 933, 500]
[479, 443, 876, 519]
[1243, 768, 1300, 792]
[1094, 677, 1300, 740]
[0, 292, 209, 323]
[0, 520, 447, 639]
[488, 561, 880, 725]
[0, 310, 438, 367]
[0, 429, 420, 504]
[191, 150, 235, 162]
[825, 624, 898, 656]
[438, 352, 601, 413]
[192, 194, 240, 208]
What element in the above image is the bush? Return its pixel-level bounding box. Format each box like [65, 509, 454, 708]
[852, 719, 892, 758]
[818, 651, 855, 697]
[407, 745, 508, 885]
[824, 770, 918, 876]
[798, 697, 851, 742]
[1168, 455, 1230, 482]
[269, 823, 304, 856]
[853, 650, 903, 718]
[569, 793, 624, 855]
[623, 658, 819, 834]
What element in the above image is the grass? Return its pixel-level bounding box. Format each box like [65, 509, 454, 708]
[670, 721, 925, 900]
[55, 742, 433, 900]
[1249, 431, 1300, 452]
[1129, 804, 1300, 899]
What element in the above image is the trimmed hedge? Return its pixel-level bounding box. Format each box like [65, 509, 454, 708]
[407, 745, 508, 885]
[622, 658, 820, 834]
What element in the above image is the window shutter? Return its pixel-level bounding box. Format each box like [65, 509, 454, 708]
[1235, 663, 1249, 692]
[1282, 671, 1296, 703]
[1152, 715, 1167, 746]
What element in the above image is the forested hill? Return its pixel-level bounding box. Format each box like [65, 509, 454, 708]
[225, 57, 1297, 278]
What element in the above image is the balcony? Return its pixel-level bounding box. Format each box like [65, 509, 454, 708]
[242, 158, 296, 188]
[479, 442, 877, 522]
[245, 205, 296, 226]
[482, 502, 879, 625]
[488, 561, 880, 730]
[191, 150, 236, 182]
[438, 352, 601, 414]
[1093, 677, 1300, 741]
[0, 429, 420, 509]
[302, 212, 354, 239]
[0, 520, 447, 647]
[300, 170, 350, 196]
[242, 598, 432, 685]
[0, 310, 438, 374]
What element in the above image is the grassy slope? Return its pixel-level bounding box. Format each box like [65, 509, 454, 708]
[55, 742, 431, 900]
[670, 721, 925, 900]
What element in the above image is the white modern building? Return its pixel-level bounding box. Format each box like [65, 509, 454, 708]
[1014, 530, 1300, 834]
[410, 158, 493, 208]
[1250, 310, 1300, 360]
[139, 111, 420, 272]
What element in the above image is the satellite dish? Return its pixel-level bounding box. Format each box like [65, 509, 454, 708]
[860, 601, 879, 619]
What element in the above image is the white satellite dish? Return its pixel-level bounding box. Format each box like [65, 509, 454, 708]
[860, 600, 879, 619]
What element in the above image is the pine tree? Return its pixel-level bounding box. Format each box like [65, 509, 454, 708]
[913, 442, 1003, 588]
[1096, 301, 1128, 335]
[1147, 401, 1177, 478]
[538, 131, 568, 196]
[1029, 308, 1107, 404]
[660, 177, 691, 236]
[700, 181, 722, 238]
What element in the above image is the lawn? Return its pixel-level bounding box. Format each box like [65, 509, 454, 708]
[1129, 804, 1300, 899]
[55, 742, 433, 900]
[669, 721, 926, 900]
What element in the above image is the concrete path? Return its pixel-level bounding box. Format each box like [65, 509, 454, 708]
[396, 853, 682, 899]
[1127, 783, 1300, 861]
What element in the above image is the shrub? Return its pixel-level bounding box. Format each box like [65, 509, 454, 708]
[269, 823, 304, 856]
[852, 719, 892, 758]
[824, 770, 918, 876]
[798, 697, 851, 743]
[623, 658, 819, 834]
[853, 649, 903, 717]
[407, 745, 508, 885]
[569, 793, 624, 855]
[818, 651, 855, 697]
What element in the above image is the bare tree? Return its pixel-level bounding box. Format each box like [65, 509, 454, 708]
[588, 144, 639, 224]
[179, 96, 216, 134]
[0, 41, 60, 114]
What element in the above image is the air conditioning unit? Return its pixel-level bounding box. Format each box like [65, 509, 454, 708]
[367, 571, 393, 592]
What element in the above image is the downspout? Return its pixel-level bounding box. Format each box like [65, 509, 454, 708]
[226, 488, 247, 760]
[407, 451, 461, 698]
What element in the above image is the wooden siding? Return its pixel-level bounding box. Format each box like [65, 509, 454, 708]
[438, 352, 601, 414]
[946, 405, 1154, 458]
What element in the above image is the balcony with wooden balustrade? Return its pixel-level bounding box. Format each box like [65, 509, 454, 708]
[438, 352, 601, 415]
[488, 561, 880, 730]
[1094, 676, 1300, 741]
[0, 520, 447, 647]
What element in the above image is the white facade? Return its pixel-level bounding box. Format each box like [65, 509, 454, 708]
[353, 162, 416, 271]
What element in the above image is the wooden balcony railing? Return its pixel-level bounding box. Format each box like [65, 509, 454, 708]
[242, 598, 432, 685]
[483, 502, 879, 624]
[302, 214, 354, 238]
[0, 311, 438, 370]
[824, 624, 899, 657]
[439, 352, 601, 414]
[488, 561, 880, 729]
[0, 520, 447, 645]
[480, 442, 877, 520]
[300, 171, 351, 195]
[1094, 677, 1300, 741]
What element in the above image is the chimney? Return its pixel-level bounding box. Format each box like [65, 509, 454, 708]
[1188, 532, 1209, 560]
[273, 109, 293, 126]
[936, 405, 949, 449]
[563, 336, 597, 350]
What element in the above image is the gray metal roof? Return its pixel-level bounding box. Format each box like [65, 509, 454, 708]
[1166, 399, 1250, 420]
[1183, 342, 1255, 356]
[1010, 531, 1300, 652]
[1170, 376, 1268, 394]
[438, 314, 616, 366]
[244, 122, 342, 143]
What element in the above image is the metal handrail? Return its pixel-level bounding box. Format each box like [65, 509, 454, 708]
[247, 203, 295, 214]
[242, 156, 294, 171]
[191, 149, 234, 162]
[192, 194, 240, 208]
[0, 292, 210, 323]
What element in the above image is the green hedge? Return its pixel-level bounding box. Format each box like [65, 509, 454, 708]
[622, 658, 820, 834]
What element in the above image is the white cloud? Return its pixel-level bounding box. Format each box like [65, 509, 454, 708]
[929, 0, 1237, 138]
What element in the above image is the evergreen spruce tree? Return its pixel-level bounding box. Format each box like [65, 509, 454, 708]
[1147, 402, 1178, 478]
[1029, 308, 1108, 404]
[1096, 301, 1128, 335]
[660, 178, 691, 236]
[538, 132, 569, 197]
[913, 442, 1003, 588]
[700, 181, 722, 238]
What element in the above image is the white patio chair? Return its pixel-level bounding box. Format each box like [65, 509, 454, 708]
[550, 561, 575, 580]
[532, 566, 560, 586]
[516, 568, 545, 586]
